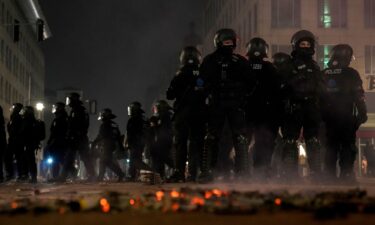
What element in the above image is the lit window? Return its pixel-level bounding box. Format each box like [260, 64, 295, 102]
[364, 0, 375, 28]
[318, 0, 347, 28]
[317, 45, 334, 69]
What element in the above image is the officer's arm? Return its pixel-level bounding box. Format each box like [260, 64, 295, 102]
[352, 70, 368, 124]
[166, 76, 179, 100]
[198, 56, 212, 91]
[93, 124, 105, 146]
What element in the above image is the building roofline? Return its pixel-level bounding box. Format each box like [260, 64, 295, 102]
[15, 0, 52, 40]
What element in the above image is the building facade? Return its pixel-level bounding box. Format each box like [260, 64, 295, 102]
[202, 0, 375, 88]
[0, 0, 50, 121]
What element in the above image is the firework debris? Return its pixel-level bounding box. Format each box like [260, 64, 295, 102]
[0, 188, 374, 220]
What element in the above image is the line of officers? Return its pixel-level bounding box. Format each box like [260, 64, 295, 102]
[161, 28, 367, 185]
[0, 28, 368, 185]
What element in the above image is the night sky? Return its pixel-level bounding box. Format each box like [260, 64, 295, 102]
[39, 0, 204, 132]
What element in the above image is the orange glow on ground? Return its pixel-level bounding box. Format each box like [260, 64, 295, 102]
[156, 191, 164, 201]
[274, 198, 282, 206]
[170, 190, 180, 198]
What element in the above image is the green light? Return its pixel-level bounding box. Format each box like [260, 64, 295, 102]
[322, 0, 332, 28]
[323, 46, 331, 68]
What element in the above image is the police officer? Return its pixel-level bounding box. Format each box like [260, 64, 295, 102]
[5, 103, 24, 181]
[321, 44, 367, 184]
[125, 101, 153, 181]
[0, 106, 6, 183]
[147, 100, 174, 180]
[46, 102, 68, 179]
[273, 52, 293, 84]
[93, 108, 125, 182]
[272, 52, 293, 177]
[198, 28, 253, 183]
[59, 92, 95, 182]
[281, 30, 323, 182]
[246, 38, 280, 180]
[19, 106, 45, 183]
[166, 46, 206, 182]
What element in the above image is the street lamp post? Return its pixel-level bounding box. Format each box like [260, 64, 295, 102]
[35, 102, 44, 120]
[35, 102, 45, 179]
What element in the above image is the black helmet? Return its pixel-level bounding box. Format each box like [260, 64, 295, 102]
[10, 103, 23, 115]
[52, 102, 66, 114]
[272, 52, 292, 68]
[179, 46, 202, 65]
[66, 92, 82, 106]
[291, 30, 316, 50]
[19, 106, 35, 119]
[246, 37, 269, 59]
[328, 44, 353, 68]
[152, 100, 172, 116]
[127, 101, 145, 116]
[214, 28, 237, 49]
[98, 108, 116, 121]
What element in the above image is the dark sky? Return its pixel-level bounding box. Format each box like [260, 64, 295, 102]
[39, 0, 204, 132]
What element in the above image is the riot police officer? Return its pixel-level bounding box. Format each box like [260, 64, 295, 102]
[246, 38, 280, 180]
[5, 103, 24, 181]
[59, 92, 95, 182]
[125, 101, 153, 181]
[93, 108, 125, 182]
[19, 106, 45, 183]
[166, 46, 206, 182]
[273, 52, 293, 84]
[46, 102, 68, 179]
[147, 100, 174, 180]
[272, 52, 293, 177]
[198, 28, 253, 183]
[321, 44, 367, 184]
[0, 106, 6, 183]
[281, 30, 323, 182]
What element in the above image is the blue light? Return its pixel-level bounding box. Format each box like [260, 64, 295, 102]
[47, 157, 53, 165]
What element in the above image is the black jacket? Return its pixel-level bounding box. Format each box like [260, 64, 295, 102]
[321, 66, 367, 125]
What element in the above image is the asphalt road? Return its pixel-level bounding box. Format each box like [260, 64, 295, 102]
[0, 178, 375, 225]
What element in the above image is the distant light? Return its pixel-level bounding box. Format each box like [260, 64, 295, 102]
[47, 157, 53, 165]
[36, 102, 44, 111]
[299, 144, 306, 157]
[126, 159, 130, 163]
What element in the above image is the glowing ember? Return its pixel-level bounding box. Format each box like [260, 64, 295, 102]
[212, 189, 223, 197]
[191, 197, 205, 206]
[274, 198, 282, 206]
[205, 191, 213, 199]
[99, 198, 111, 213]
[156, 191, 164, 201]
[11, 202, 18, 209]
[171, 203, 180, 212]
[170, 190, 180, 198]
[129, 199, 135, 206]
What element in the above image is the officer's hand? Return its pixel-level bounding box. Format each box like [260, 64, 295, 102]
[358, 113, 368, 125]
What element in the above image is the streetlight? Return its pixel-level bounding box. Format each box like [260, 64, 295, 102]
[36, 102, 44, 111]
[35, 102, 44, 120]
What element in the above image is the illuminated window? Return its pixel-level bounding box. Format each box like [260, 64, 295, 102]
[317, 45, 334, 69]
[364, 0, 375, 27]
[254, 3, 258, 33]
[365, 46, 375, 75]
[271, 0, 301, 28]
[318, 0, 347, 28]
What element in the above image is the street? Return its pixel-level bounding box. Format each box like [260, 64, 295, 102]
[1, 178, 375, 224]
